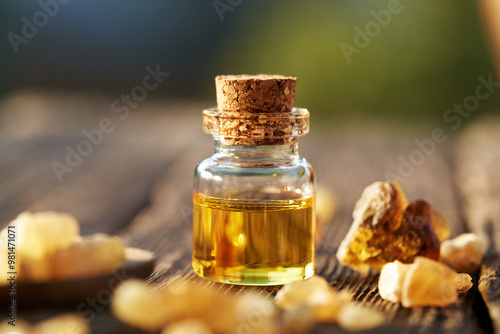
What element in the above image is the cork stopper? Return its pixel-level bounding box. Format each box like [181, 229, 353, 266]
[203, 74, 309, 146]
[216, 74, 297, 113]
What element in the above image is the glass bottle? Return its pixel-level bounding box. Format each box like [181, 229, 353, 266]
[192, 75, 315, 285]
[193, 75, 315, 285]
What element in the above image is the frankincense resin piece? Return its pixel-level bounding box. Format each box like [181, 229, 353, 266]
[1, 210, 133, 284]
[112, 279, 170, 331]
[455, 273, 473, 293]
[236, 293, 277, 334]
[378, 259, 472, 306]
[440, 233, 486, 273]
[401, 257, 458, 307]
[0, 318, 32, 334]
[9, 211, 79, 281]
[51, 233, 125, 280]
[400, 200, 441, 260]
[275, 275, 349, 323]
[112, 278, 238, 333]
[337, 182, 441, 273]
[31, 314, 90, 334]
[14, 211, 80, 254]
[429, 209, 451, 242]
[352, 182, 408, 230]
[162, 320, 212, 334]
[378, 260, 410, 303]
[163, 278, 237, 333]
[337, 303, 386, 332]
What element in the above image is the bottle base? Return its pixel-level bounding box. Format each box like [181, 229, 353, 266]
[192, 259, 314, 286]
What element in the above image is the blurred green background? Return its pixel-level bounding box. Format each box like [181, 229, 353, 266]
[0, 0, 497, 123]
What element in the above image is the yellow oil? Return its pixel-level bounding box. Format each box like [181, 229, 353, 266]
[192, 192, 315, 285]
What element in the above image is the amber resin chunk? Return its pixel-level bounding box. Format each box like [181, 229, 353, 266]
[51, 234, 125, 280]
[379, 259, 472, 306]
[440, 233, 486, 274]
[429, 209, 451, 242]
[337, 303, 386, 332]
[337, 182, 441, 273]
[275, 275, 349, 323]
[32, 314, 90, 334]
[0, 211, 128, 283]
[401, 257, 457, 307]
[112, 278, 239, 332]
[455, 273, 473, 293]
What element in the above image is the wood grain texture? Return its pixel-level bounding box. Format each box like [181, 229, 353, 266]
[456, 118, 500, 333]
[124, 126, 482, 333]
[0, 92, 494, 333]
[0, 93, 204, 234]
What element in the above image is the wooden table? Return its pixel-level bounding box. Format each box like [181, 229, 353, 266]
[1, 91, 499, 333]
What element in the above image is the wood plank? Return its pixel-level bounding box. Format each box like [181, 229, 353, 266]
[306, 130, 480, 333]
[0, 92, 489, 332]
[456, 117, 500, 333]
[0, 92, 204, 235]
[122, 125, 483, 333]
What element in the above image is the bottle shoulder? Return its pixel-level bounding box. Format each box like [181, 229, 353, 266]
[195, 154, 314, 175]
[194, 153, 315, 199]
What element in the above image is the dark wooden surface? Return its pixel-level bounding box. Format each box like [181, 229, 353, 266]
[457, 119, 500, 333]
[1, 91, 498, 333]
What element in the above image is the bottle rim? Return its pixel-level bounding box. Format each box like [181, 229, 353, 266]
[202, 107, 309, 140]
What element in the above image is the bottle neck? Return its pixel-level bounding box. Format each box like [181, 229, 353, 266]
[213, 137, 299, 159]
